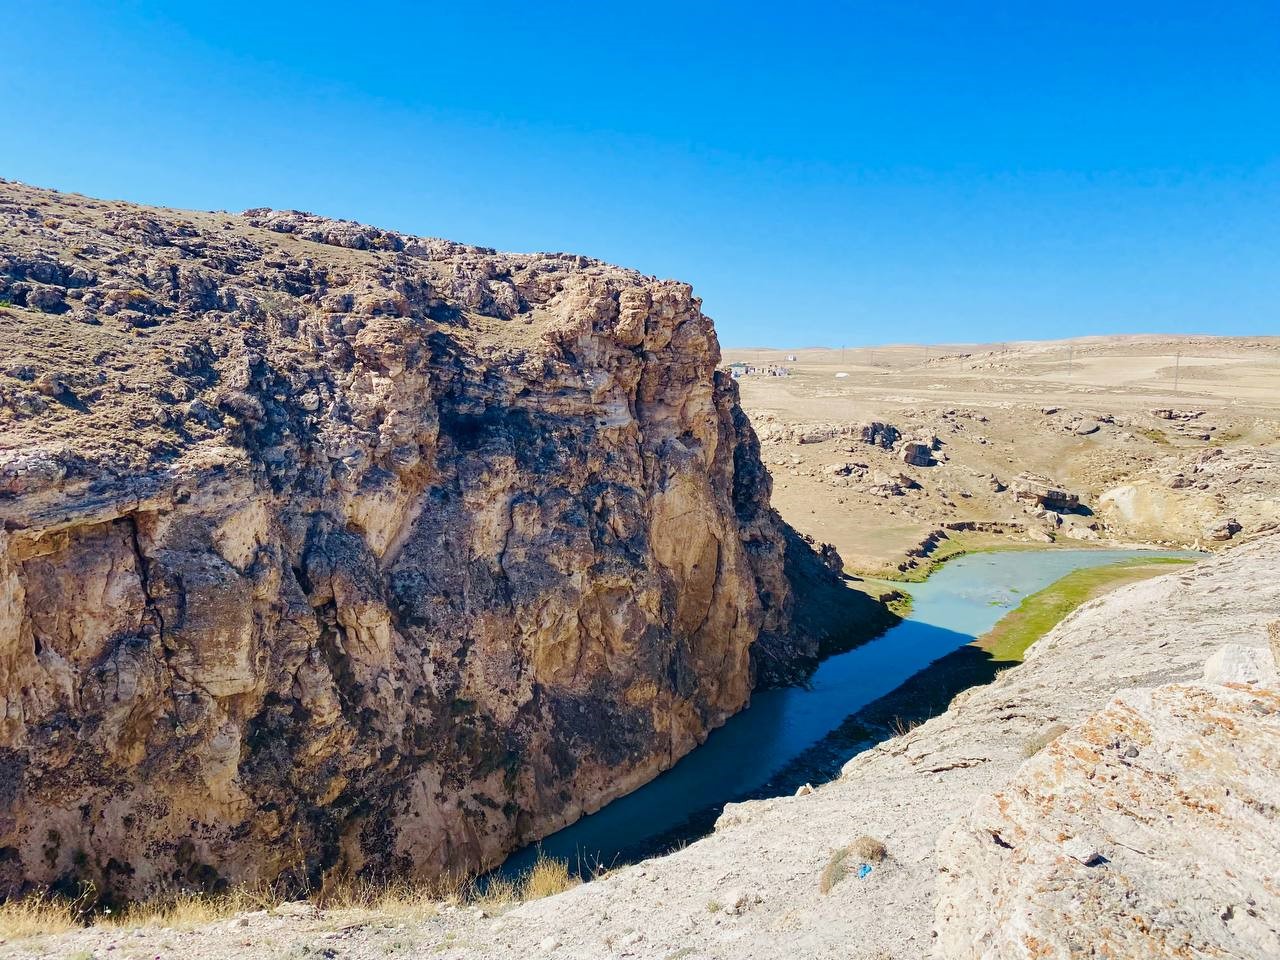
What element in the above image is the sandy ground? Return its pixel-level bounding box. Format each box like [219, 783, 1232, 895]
[723, 336, 1280, 574]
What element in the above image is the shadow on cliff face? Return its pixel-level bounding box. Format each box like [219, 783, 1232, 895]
[751, 524, 903, 689]
[501, 615, 983, 877]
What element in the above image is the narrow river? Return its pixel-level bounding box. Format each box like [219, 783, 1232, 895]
[499, 547, 1194, 877]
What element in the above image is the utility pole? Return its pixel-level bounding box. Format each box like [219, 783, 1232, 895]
[1067, 344, 1073, 378]
[1173, 350, 1181, 394]
[841, 344, 846, 364]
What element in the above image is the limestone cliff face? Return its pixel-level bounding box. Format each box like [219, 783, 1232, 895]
[0, 182, 797, 899]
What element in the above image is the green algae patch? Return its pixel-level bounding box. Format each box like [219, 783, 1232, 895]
[977, 556, 1194, 664]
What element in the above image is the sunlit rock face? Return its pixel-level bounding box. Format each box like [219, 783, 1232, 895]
[0, 181, 799, 899]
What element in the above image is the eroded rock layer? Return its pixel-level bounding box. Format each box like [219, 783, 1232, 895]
[0, 181, 798, 899]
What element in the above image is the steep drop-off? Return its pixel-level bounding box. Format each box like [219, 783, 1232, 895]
[0, 181, 818, 900]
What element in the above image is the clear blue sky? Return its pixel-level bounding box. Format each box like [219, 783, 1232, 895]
[3, 2, 1277, 346]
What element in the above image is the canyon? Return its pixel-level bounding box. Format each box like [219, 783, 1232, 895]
[2, 181, 1278, 959]
[0, 180, 855, 901]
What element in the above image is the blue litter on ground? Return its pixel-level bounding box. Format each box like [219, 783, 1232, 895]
[858, 863, 872, 879]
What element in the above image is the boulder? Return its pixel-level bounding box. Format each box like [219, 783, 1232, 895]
[1011, 473, 1080, 512]
[900, 441, 933, 467]
[1205, 516, 1243, 541]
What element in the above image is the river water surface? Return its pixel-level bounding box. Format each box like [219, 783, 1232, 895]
[500, 547, 1194, 876]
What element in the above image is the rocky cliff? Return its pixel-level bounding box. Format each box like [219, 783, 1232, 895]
[0, 181, 809, 900]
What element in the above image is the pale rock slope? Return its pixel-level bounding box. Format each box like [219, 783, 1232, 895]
[937, 645, 1279, 958]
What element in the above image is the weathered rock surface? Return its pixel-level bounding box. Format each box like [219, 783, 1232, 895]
[1100, 447, 1280, 547]
[752, 418, 900, 448]
[937, 657, 1280, 959]
[0, 181, 808, 899]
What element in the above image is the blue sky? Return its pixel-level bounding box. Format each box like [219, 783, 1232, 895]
[2, 2, 1277, 346]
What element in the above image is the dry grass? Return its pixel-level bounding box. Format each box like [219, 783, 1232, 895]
[317, 874, 452, 921]
[889, 715, 922, 737]
[0, 891, 86, 940]
[851, 835, 887, 864]
[100, 887, 275, 930]
[820, 835, 887, 894]
[518, 855, 576, 901]
[818, 847, 852, 894]
[468, 853, 578, 909]
[0, 855, 575, 940]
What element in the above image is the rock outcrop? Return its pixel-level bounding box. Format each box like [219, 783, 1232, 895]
[936, 650, 1280, 959]
[0, 181, 805, 900]
[1100, 447, 1280, 548]
[1010, 472, 1080, 512]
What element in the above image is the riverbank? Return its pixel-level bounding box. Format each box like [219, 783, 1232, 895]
[661, 552, 1201, 825]
[496, 548, 1192, 880]
[978, 555, 1194, 662]
[15, 538, 1267, 959]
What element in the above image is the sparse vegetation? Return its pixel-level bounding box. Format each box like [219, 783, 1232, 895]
[0, 853, 575, 940]
[0, 890, 86, 939]
[518, 853, 577, 901]
[1135, 426, 1171, 445]
[851, 835, 887, 864]
[818, 847, 851, 894]
[889, 715, 922, 737]
[820, 835, 887, 894]
[705, 899, 723, 913]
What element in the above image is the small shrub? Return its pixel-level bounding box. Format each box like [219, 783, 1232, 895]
[705, 900, 722, 913]
[851, 835, 887, 864]
[818, 847, 851, 894]
[1023, 722, 1070, 758]
[519, 854, 575, 901]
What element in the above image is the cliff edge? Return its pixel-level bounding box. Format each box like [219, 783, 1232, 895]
[0, 181, 814, 899]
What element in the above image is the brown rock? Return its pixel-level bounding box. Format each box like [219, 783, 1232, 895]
[0, 181, 812, 900]
[1011, 473, 1080, 512]
[900, 441, 933, 466]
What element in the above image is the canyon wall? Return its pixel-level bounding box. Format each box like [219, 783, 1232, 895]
[0, 182, 804, 900]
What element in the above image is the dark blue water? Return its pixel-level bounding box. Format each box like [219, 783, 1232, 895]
[500, 548, 1194, 875]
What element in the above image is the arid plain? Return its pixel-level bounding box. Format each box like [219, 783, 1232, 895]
[724, 336, 1280, 576]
